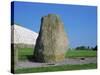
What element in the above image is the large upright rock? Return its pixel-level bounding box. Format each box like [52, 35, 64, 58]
[34, 14, 68, 63]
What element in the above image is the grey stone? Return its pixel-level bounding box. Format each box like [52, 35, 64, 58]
[34, 14, 68, 63]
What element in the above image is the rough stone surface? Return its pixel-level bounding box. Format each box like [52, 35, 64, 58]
[34, 14, 68, 63]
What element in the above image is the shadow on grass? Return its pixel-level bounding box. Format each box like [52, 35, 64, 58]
[26, 55, 44, 63]
[26, 55, 35, 62]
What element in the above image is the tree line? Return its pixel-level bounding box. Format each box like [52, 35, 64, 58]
[75, 45, 97, 51]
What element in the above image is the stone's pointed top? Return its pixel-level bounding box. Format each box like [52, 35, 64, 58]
[42, 14, 62, 24]
[43, 14, 60, 19]
[48, 14, 59, 17]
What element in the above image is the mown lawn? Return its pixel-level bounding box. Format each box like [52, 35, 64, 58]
[18, 48, 97, 60]
[15, 63, 97, 74]
[18, 48, 33, 60]
[65, 50, 97, 58]
[15, 48, 97, 74]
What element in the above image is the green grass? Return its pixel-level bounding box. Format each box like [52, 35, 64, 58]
[15, 63, 97, 74]
[18, 48, 33, 60]
[18, 48, 97, 60]
[15, 48, 97, 74]
[66, 50, 97, 58]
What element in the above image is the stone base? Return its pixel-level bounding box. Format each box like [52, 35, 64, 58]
[34, 53, 65, 63]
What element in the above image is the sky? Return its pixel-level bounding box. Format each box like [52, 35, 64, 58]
[12, 1, 97, 48]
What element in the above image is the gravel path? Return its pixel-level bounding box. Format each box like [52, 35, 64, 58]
[15, 57, 97, 69]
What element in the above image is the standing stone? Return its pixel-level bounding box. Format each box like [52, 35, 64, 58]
[34, 14, 68, 63]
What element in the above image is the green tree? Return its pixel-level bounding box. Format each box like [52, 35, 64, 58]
[93, 45, 97, 51]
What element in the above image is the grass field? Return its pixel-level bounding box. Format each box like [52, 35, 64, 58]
[14, 48, 97, 74]
[15, 63, 97, 73]
[18, 48, 33, 60]
[65, 50, 97, 58]
[18, 48, 97, 60]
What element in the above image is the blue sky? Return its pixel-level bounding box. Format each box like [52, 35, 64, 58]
[12, 1, 97, 48]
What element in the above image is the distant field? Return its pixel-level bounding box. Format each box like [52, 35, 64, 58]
[18, 48, 97, 60]
[15, 63, 97, 73]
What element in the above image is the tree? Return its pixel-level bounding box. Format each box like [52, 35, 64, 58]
[75, 46, 91, 50]
[93, 45, 97, 51]
[75, 46, 87, 50]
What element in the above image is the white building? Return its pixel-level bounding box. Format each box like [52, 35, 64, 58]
[11, 24, 38, 48]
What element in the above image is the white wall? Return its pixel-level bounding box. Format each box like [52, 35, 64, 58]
[11, 24, 38, 45]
